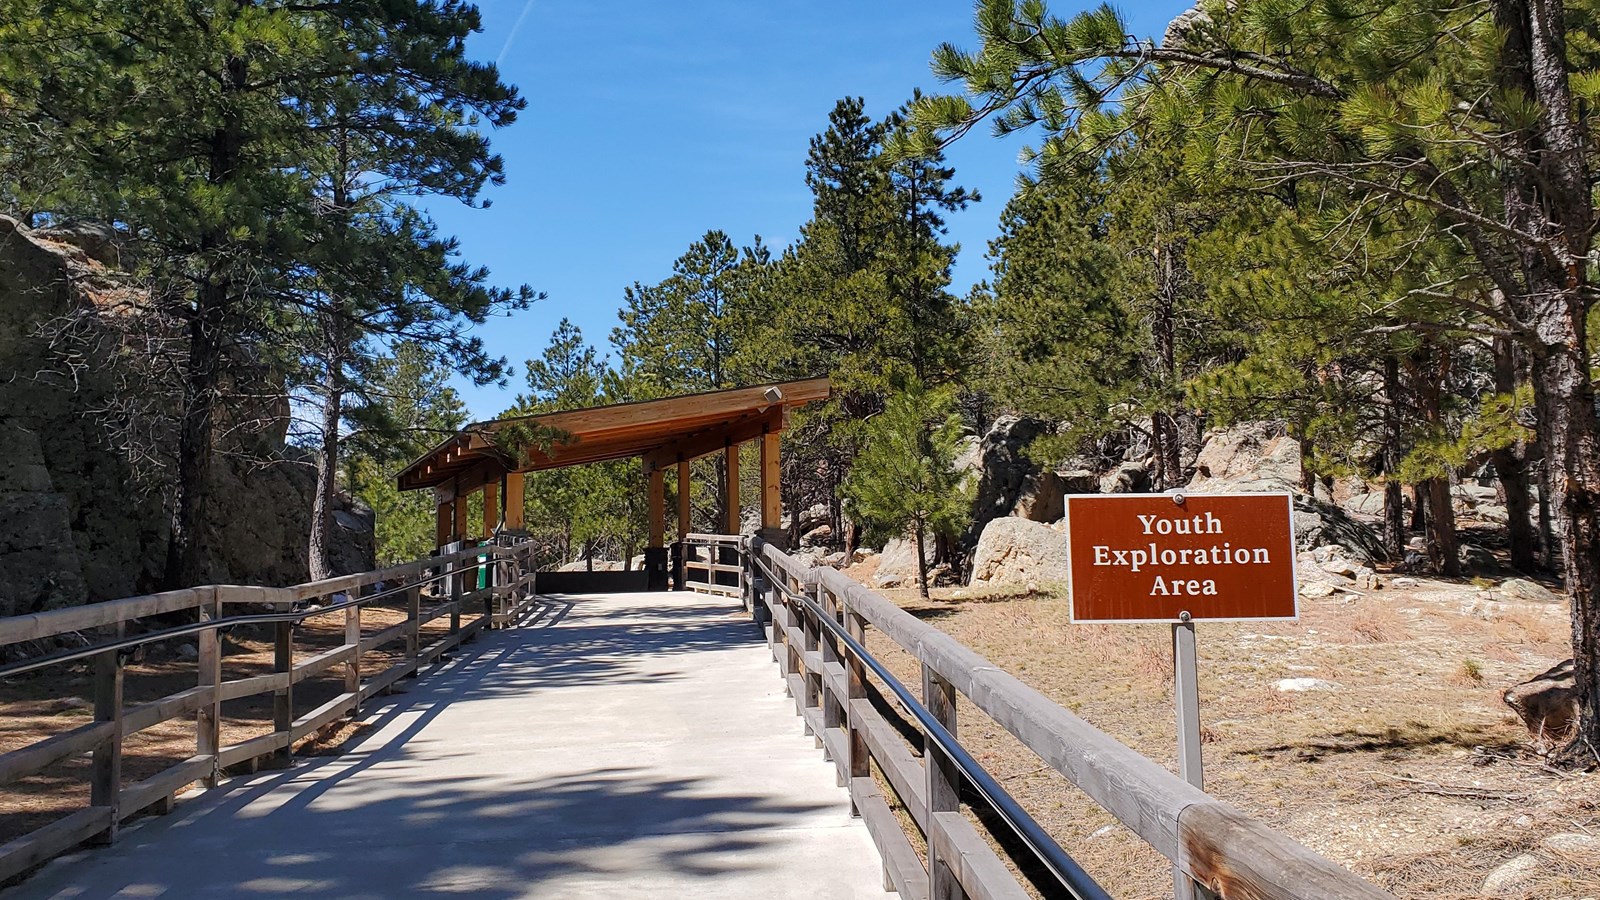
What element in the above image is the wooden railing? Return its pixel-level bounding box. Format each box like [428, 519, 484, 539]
[681, 533, 745, 598]
[0, 541, 537, 883]
[748, 538, 1392, 900]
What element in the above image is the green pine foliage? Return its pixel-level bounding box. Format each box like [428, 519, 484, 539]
[844, 385, 972, 597]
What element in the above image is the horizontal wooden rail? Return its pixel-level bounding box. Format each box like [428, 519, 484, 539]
[0, 539, 539, 884]
[0, 721, 113, 787]
[0, 588, 212, 646]
[682, 533, 745, 601]
[753, 541, 1391, 900]
[122, 686, 213, 736]
[0, 806, 113, 883]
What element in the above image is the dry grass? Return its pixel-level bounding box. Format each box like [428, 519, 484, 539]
[845, 563, 1600, 899]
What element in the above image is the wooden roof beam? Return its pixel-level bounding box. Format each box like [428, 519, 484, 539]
[641, 407, 785, 473]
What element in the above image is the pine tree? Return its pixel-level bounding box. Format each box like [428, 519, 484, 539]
[845, 385, 972, 598]
[346, 344, 469, 565]
[0, 0, 526, 589]
[913, 0, 1600, 763]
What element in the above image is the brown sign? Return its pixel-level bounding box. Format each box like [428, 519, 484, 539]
[1065, 493, 1298, 623]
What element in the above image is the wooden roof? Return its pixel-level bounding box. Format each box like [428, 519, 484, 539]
[396, 377, 831, 493]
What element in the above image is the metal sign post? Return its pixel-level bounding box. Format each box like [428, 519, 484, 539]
[1062, 491, 1295, 900]
[1172, 613, 1205, 900]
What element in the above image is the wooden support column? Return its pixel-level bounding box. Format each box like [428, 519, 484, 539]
[504, 471, 525, 529]
[90, 621, 125, 844]
[435, 494, 452, 548]
[677, 461, 691, 537]
[482, 480, 499, 537]
[196, 587, 222, 788]
[453, 483, 470, 544]
[723, 441, 740, 534]
[269, 619, 293, 769]
[761, 430, 781, 529]
[674, 460, 691, 590]
[648, 468, 666, 547]
[646, 467, 668, 591]
[924, 666, 966, 900]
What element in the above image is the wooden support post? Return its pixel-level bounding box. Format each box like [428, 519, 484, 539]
[453, 484, 469, 544]
[482, 480, 499, 537]
[435, 495, 452, 549]
[646, 467, 668, 591]
[89, 621, 125, 844]
[677, 460, 691, 537]
[673, 460, 691, 590]
[405, 584, 421, 679]
[346, 586, 362, 718]
[803, 583, 822, 748]
[197, 587, 223, 788]
[270, 619, 293, 769]
[723, 441, 740, 534]
[924, 665, 966, 900]
[845, 608, 869, 814]
[505, 471, 525, 530]
[450, 557, 463, 638]
[648, 468, 666, 547]
[761, 430, 781, 531]
[820, 585, 846, 785]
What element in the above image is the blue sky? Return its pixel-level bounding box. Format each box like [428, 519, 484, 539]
[433, 1, 1191, 419]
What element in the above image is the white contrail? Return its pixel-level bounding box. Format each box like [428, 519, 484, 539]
[496, 0, 538, 68]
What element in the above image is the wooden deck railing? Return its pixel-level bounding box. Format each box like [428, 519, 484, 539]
[0, 541, 537, 883]
[747, 538, 1392, 900]
[681, 532, 745, 598]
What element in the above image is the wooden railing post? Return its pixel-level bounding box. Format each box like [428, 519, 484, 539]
[924, 665, 967, 900]
[449, 557, 463, 639]
[197, 587, 223, 787]
[820, 584, 846, 785]
[89, 621, 125, 844]
[771, 574, 791, 682]
[738, 538, 749, 609]
[845, 607, 870, 810]
[346, 585, 362, 718]
[405, 582, 422, 679]
[269, 618, 293, 769]
[802, 582, 823, 749]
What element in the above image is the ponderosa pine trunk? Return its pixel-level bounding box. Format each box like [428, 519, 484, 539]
[1149, 238, 1184, 493]
[163, 54, 247, 591]
[913, 519, 930, 600]
[308, 358, 342, 582]
[1152, 412, 1182, 492]
[165, 284, 225, 589]
[1381, 355, 1406, 560]
[1489, 0, 1600, 764]
[1412, 347, 1461, 576]
[1490, 337, 1538, 572]
[1426, 478, 1460, 576]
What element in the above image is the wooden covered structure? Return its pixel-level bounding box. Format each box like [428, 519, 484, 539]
[395, 378, 830, 589]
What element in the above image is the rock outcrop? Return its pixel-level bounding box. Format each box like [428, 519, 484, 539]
[968, 518, 1069, 589]
[1, 215, 373, 616]
[1186, 420, 1303, 493]
[1011, 470, 1066, 522]
[964, 416, 1051, 527]
[1503, 660, 1578, 752]
[874, 536, 933, 588]
[1185, 421, 1385, 562]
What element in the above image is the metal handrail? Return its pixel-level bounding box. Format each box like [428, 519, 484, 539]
[753, 554, 1111, 900]
[0, 552, 512, 681]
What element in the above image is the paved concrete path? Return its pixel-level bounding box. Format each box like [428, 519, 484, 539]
[11, 592, 885, 899]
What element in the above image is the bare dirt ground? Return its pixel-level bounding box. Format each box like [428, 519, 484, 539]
[0, 596, 462, 848]
[843, 556, 1600, 900]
